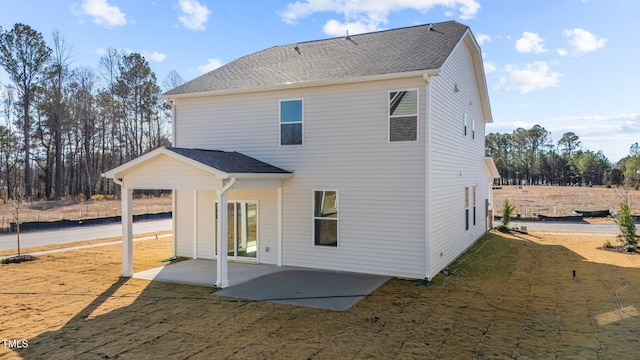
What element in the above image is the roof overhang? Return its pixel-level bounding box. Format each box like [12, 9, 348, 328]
[443, 29, 493, 123]
[484, 157, 500, 179]
[102, 147, 292, 190]
[160, 69, 441, 101]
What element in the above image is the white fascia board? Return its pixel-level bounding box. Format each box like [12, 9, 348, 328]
[227, 172, 293, 179]
[441, 29, 493, 123]
[159, 70, 441, 101]
[484, 157, 500, 178]
[102, 147, 230, 180]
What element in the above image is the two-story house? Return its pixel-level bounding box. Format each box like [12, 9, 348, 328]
[104, 20, 499, 288]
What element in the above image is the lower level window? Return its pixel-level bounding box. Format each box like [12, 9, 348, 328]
[313, 190, 338, 247]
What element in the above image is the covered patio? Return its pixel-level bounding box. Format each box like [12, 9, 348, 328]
[103, 146, 292, 288]
[133, 259, 390, 311]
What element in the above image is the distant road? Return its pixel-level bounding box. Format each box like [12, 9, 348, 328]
[0, 219, 172, 251]
[510, 220, 619, 233]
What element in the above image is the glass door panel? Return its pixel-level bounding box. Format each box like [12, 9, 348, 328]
[216, 201, 257, 260]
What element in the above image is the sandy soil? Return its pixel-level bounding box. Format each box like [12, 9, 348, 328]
[493, 185, 640, 217]
[0, 196, 172, 232]
[1, 228, 638, 359]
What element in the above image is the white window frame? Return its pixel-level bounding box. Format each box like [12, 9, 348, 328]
[214, 200, 260, 261]
[464, 113, 468, 137]
[472, 118, 476, 140]
[388, 88, 419, 143]
[465, 187, 470, 231]
[473, 186, 477, 226]
[279, 98, 304, 146]
[312, 190, 339, 248]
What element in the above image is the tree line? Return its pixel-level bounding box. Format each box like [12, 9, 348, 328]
[486, 125, 640, 188]
[0, 23, 184, 201]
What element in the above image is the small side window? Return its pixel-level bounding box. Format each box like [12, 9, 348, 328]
[472, 119, 476, 139]
[465, 187, 470, 231]
[463, 114, 468, 136]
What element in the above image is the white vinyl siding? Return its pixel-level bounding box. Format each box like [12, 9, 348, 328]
[175, 189, 194, 258]
[196, 190, 216, 259]
[427, 35, 490, 277]
[176, 77, 426, 278]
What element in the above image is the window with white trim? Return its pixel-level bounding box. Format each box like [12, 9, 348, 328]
[280, 99, 303, 145]
[313, 190, 338, 247]
[465, 187, 470, 231]
[473, 186, 477, 226]
[472, 119, 476, 139]
[389, 89, 418, 142]
[463, 113, 468, 136]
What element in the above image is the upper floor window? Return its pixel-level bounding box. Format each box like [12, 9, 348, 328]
[280, 99, 303, 146]
[389, 90, 418, 142]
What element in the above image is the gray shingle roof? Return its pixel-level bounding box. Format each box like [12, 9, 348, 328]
[165, 21, 468, 95]
[165, 147, 291, 174]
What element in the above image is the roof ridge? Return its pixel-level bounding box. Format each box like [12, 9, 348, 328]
[278, 20, 463, 48]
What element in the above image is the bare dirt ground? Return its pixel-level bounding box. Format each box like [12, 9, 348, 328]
[493, 185, 640, 217]
[0, 196, 172, 232]
[1, 228, 639, 359]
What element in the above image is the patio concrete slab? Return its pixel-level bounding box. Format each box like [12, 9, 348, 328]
[134, 259, 390, 311]
[133, 259, 288, 287]
[215, 269, 390, 311]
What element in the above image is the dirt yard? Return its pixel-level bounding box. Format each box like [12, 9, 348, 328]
[0, 196, 172, 232]
[493, 185, 640, 217]
[1, 228, 639, 359]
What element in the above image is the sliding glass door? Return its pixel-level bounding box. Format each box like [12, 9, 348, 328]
[216, 202, 258, 260]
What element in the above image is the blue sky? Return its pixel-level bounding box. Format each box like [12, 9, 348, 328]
[1, 0, 638, 161]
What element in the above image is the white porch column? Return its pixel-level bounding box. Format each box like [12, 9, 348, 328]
[216, 189, 229, 288]
[122, 188, 133, 277]
[216, 177, 236, 288]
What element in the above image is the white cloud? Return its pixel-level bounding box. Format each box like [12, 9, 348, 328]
[557, 48, 569, 56]
[198, 58, 223, 73]
[323, 19, 379, 37]
[178, 0, 211, 31]
[562, 28, 606, 54]
[142, 51, 167, 62]
[515, 32, 547, 53]
[75, 0, 127, 28]
[281, 0, 481, 35]
[551, 113, 639, 123]
[483, 62, 497, 74]
[476, 33, 491, 45]
[494, 61, 561, 94]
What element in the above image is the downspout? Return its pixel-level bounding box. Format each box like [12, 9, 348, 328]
[423, 71, 434, 281]
[220, 177, 237, 194]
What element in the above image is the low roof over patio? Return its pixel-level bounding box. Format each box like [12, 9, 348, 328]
[102, 147, 292, 190]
